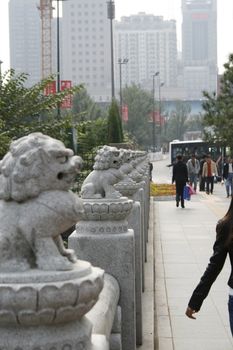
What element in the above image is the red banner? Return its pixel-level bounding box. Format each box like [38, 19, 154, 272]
[44, 81, 56, 96]
[61, 80, 72, 109]
[149, 111, 165, 126]
[121, 105, 128, 122]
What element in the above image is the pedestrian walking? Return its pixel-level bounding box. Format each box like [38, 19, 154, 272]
[149, 162, 153, 181]
[223, 157, 233, 198]
[172, 154, 188, 208]
[187, 154, 200, 192]
[202, 154, 218, 194]
[199, 154, 207, 191]
[185, 198, 233, 336]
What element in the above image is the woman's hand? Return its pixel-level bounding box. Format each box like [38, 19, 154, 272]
[185, 306, 197, 319]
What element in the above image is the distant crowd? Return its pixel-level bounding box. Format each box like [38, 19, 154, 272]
[171, 153, 233, 208]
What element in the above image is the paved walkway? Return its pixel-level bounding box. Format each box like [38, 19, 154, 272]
[152, 156, 233, 349]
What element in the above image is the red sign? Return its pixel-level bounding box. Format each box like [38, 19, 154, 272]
[121, 105, 128, 122]
[149, 111, 160, 124]
[192, 13, 208, 20]
[61, 80, 72, 109]
[149, 111, 165, 126]
[44, 81, 56, 96]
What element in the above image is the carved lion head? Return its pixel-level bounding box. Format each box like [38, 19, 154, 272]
[0, 133, 82, 202]
[93, 145, 123, 170]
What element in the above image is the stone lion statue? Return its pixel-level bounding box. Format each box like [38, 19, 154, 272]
[0, 133, 83, 272]
[81, 145, 124, 199]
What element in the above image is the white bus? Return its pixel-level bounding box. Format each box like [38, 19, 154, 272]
[169, 139, 224, 164]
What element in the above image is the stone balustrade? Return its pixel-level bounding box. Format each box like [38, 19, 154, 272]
[69, 146, 151, 350]
[0, 135, 151, 350]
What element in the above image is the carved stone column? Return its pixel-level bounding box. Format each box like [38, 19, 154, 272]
[114, 180, 143, 346]
[69, 197, 136, 350]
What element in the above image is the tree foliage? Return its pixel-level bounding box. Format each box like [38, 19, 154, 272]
[166, 101, 191, 141]
[202, 54, 233, 149]
[107, 99, 124, 143]
[123, 84, 154, 149]
[0, 69, 82, 157]
[77, 118, 108, 153]
[72, 87, 103, 122]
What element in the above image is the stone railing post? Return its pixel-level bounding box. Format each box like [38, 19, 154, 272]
[114, 179, 143, 346]
[69, 145, 137, 350]
[69, 197, 136, 350]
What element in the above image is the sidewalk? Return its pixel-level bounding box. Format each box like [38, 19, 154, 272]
[153, 157, 233, 349]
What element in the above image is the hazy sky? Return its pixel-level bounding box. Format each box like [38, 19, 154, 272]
[0, 0, 232, 73]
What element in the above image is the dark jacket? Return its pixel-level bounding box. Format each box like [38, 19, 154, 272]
[172, 160, 188, 184]
[188, 219, 233, 312]
[223, 162, 233, 180]
[223, 163, 229, 180]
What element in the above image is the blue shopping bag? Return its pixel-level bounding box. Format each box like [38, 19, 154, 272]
[183, 185, 191, 200]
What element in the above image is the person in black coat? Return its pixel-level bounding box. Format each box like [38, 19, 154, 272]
[185, 198, 233, 336]
[172, 154, 188, 208]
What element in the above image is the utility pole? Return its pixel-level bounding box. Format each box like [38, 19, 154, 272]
[152, 72, 159, 152]
[39, 0, 53, 79]
[56, 0, 67, 118]
[107, 0, 115, 100]
[158, 81, 164, 150]
[118, 58, 128, 118]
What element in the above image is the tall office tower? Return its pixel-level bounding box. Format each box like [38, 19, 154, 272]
[114, 13, 178, 93]
[61, 0, 112, 102]
[9, 0, 41, 86]
[182, 0, 218, 99]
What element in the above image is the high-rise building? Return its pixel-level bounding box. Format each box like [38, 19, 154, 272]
[182, 0, 218, 99]
[9, 0, 57, 87]
[114, 13, 178, 93]
[9, 0, 41, 86]
[61, 0, 112, 102]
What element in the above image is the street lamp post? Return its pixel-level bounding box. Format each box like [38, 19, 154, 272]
[107, 0, 115, 100]
[152, 72, 159, 152]
[158, 81, 165, 150]
[118, 58, 128, 118]
[55, 0, 67, 118]
[56, 0, 61, 96]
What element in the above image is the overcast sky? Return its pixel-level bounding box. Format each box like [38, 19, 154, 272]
[0, 0, 232, 73]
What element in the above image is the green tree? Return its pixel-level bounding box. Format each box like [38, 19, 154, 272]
[77, 118, 108, 153]
[186, 113, 204, 133]
[202, 53, 233, 149]
[107, 99, 124, 143]
[166, 101, 191, 141]
[123, 84, 154, 149]
[0, 69, 82, 157]
[72, 87, 103, 122]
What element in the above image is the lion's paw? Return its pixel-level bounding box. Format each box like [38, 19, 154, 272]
[63, 248, 77, 263]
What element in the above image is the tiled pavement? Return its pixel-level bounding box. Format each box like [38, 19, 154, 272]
[139, 156, 233, 349]
[151, 156, 233, 350]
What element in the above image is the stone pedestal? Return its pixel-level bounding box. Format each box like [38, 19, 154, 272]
[0, 261, 104, 350]
[69, 197, 136, 350]
[114, 181, 143, 346]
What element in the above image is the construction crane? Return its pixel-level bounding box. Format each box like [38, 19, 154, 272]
[38, 0, 53, 79]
